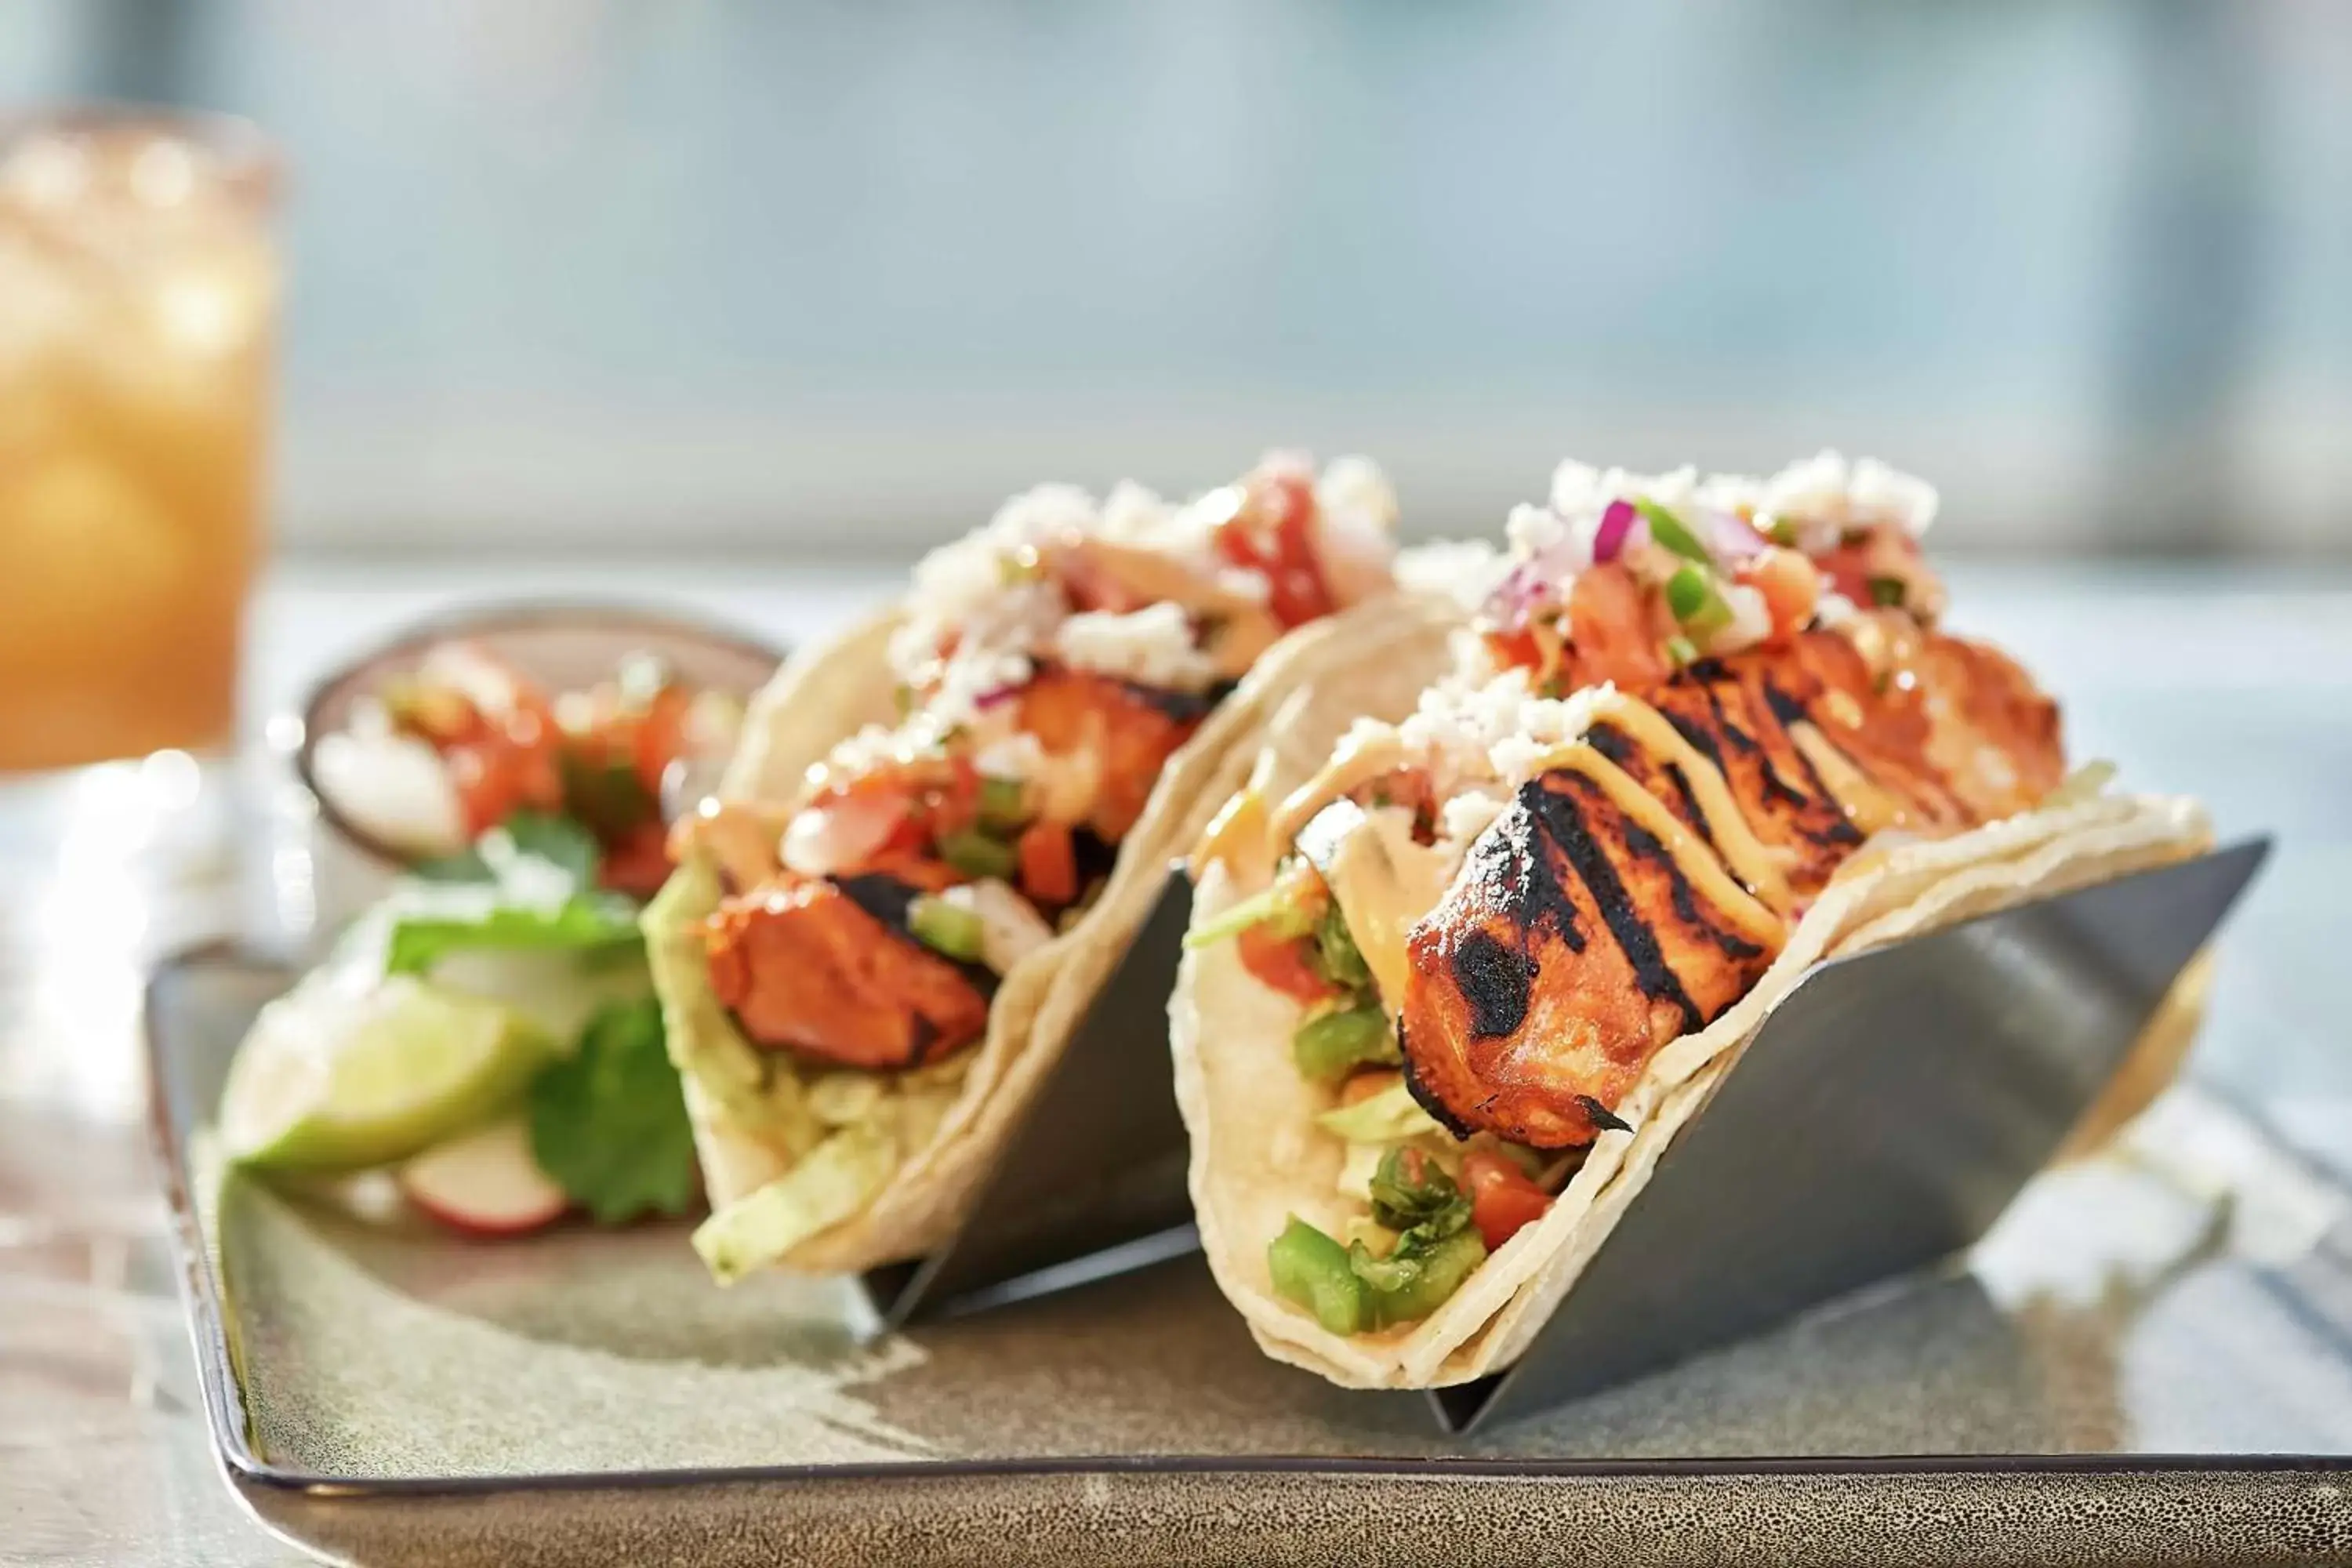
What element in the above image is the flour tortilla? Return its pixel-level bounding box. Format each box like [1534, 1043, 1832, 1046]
[1171, 713, 2216, 1386]
[650, 591, 1470, 1275]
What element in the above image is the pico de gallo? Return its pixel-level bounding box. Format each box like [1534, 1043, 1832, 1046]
[312, 642, 746, 899]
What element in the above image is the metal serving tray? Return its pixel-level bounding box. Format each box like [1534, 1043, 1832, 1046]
[147, 839, 2352, 1566]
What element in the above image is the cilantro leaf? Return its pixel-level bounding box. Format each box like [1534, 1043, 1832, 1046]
[527, 997, 697, 1225]
[559, 752, 658, 841]
[408, 809, 603, 887]
[410, 844, 495, 883]
[383, 894, 643, 976]
[1367, 1145, 1472, 1240]
[501, 810, 604, 886]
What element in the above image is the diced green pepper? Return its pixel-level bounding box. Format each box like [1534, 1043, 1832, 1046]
[1666, 564, 1732, 635]
[938, 829, 1018, 881]
[1664, 633, 1699, 668]
[1635, 498, 1710, 562]
[1291, 1004, 1397, 1081]
[1271, 1156, 1492, 1337]
[1366, 1226, 1487, 1326]
[1764, 515, 1799, 547]
[977, 776, 1029, 834]
[1867, 575, 1907, 608]
[1268, 1216, 1370, 1334]
[907, 895, 985, 962]
[1310, 902, 1372, 994]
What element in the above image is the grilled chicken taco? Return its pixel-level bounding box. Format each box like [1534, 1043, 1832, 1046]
[647, 454, 1467, 1279]
[1173, 452, 2212, 1388]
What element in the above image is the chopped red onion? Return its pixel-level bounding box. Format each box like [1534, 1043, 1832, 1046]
[975, 684, 1021, 710]
[1701, 506, 1767, 564]
[1592, 499, 1638, 564]
[1482, 561, 1552, 629]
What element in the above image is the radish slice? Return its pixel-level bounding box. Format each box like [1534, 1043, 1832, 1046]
[397, 1115, 568, 1238]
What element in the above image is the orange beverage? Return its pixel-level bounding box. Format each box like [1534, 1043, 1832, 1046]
[0, 111, 277, 771]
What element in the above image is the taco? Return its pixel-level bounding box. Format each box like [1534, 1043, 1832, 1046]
[646, 453, 1470, 1279]
[1172, 452, 2212, 1388]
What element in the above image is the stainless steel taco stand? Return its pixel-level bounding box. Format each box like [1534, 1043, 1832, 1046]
[1427, 834, 2270, 1434]
[857, 871, 1201, 1327]
[854, 837, 2270, 1438]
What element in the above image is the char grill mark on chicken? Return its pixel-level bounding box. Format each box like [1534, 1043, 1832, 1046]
[1401, 768, 1778, 1149]
[1399, 630, 2065, 1147]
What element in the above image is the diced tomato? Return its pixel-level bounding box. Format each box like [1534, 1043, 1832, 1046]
[1809, 539, 1875, 609]
[495, 696, 565, 808]
[1743, 546, 1820, 641]
[597, 821, 674, 899]
[1461, 1151, 1553, 1251]
[1236, 924, 1338, 1005]
[449, 738, 552, 838]
[1564, 562, 1670, 691]
[1016, 820, 1079, 908]
[628, 684, 693, 800]
[1483, 626, 1542, 676]
[931, 754, 982, 836]
[1808, 523, 1928, 612]
[1214, 470, 1334, 628]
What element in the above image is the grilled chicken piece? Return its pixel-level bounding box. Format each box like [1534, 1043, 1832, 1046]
[705, 873, 992, 1070]
[1642, 644, 1885, 898]
[1399, 629, 2065, 1146]
[1401, 770, 1776, 1148]
[1909, 633, 2064, 818]
[1016, 666, 1214, 842]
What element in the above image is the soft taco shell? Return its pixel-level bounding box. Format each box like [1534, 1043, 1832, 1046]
[651, 591, 1469, 1275]
[1171, 688, 2216, 1387]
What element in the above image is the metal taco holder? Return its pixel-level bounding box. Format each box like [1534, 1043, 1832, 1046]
[856, 870, 1201, 1327]
[856, 838, 2270, 1439]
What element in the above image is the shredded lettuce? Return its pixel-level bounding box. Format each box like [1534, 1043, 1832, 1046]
[1183, 875, 1319, 950]
[691, 1125, 895, 1283]
[1315, 1078, 1446, 1144]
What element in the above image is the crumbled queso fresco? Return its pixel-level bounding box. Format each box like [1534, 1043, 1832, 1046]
[821, 456, 1398, 793]
[1054, 602, 1220, 692]
[1524, 450, 1939, 567]
[1317, 450, 1937, 840]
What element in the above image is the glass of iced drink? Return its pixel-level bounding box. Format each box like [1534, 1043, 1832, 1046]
[0, 110, 278, 771]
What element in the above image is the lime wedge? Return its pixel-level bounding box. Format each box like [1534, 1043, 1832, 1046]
[221, 975, 554, 1173]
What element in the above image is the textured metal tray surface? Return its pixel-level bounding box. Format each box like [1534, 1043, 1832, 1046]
[151, 946, 2352, 1564]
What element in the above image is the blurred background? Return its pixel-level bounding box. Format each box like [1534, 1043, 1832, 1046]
[5, 0, 2349, 557]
